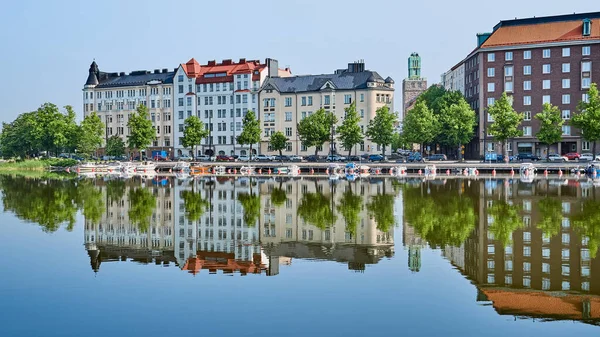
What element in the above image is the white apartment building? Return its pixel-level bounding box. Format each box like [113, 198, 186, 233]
[258, 61, 395, 156]
[83, 61, 174, 156]
[441, 63, 465, 94]
[172, 58, 291, 158]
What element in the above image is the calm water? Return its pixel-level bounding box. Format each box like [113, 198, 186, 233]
[0, 174, 599, 336]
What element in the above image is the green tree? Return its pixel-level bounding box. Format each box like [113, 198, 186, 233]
[536, 197, 563, 238]
[181, 115, 208, 158]
[297, 191, 336, 229]
[337, 102, 364, 157]
[78, 112, 105, 157]
[269, 131, 288, 163]
[415, 85, 447, 114]
[487, 92, 524, 161]
[297, 108, 338, 156]
[366, 106, 397, 155]
[367, 192, 396, 232]
[236, 110, 261, 160]
[402, 101, 437, 155]
[238, 192, 261, 226]
[127, 187, 156, 232]
[127, 105, 155, 159]
[0, 112, 39, 158]
[181, 189, 209, 222]
[571, 83, 600, 155]
[438, 98, 476, 160]
[535, 103, 563, 161]
[106, 135, 126, 157]
[488, 199, 522, 246]
[106, 179, 126, 204]
[75, 179, 105, 225]
[270, 179, 288, 207]
[337, 184, 363, 235]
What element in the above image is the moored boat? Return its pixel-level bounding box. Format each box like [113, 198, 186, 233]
[389, 166, 407, 177]
[135, 161, 156, 174]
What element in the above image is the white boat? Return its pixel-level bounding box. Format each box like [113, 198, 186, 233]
[463, 168, 478, 176]
[519, 163, 536, 183]
[358, 165, 371, 177]
[106, 162, 122, 175]
[212, 165, 226, 175]
[240, 166, 256, 175]
[327, 164, 343, 176]
[76, 162, 97, 173]
[173, 161, 190, 171]
[287, 165, 301, 176]
[425, 165, 437, 176]
[135, 161, 156, 173]
[389, 166, 407, 177]
[120, 162, 136, 174]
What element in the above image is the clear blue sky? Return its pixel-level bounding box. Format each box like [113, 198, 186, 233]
[0, 0, 597, 123]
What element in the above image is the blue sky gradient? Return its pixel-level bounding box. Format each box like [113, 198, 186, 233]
[0, 0, 597, 122]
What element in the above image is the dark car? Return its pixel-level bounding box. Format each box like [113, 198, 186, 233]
[347, 155, 361, 162]
[273, 155, 290, 162]
[216, 155, 235, 162]
[426, 154, 447, 161]
[305, 155, 320, 162]
[407, 152, 424, 162]
[368, 154, 386, 162]
[516, 153, 541, 161]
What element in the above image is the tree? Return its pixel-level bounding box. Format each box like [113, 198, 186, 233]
[536, 197, 563, 238]
[181, 189, 209, 222]
[297, 191, 336, 229]
[127, 187, 156, 232]
[269, 131, 288, 163]
[181, 115, 208, 158]
[337, 184, 363, 235]
[367, 192, 397, 232]
[127, 105, 155, 159]
[236, 110, 261, 159]
[438, 99, 476, 160]
[0, 112, 39, 158]
[238, 192, 261, 226]
[487, 92, 524, 161]
[535, 103, 563, 160]
[402, 101, 437, 155]
[297, 108, 337, 156]
[415, 85, 447, 114]
[106, 135, 125, 157]
[337, 102, 364, 157]
[366, 106, 397, 155]
[488, 200, 522, 246]
[571, 83, 600, 155]
[78, 112, 105, 157]
[270, 185, 287, 207]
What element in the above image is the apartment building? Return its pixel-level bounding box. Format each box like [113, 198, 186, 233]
[83, 61, 174, 156]
[172, 58, 291, 158]
[443, 12, 600, 159]
[258, 61, 394, 156]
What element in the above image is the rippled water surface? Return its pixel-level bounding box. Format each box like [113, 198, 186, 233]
[0, 175, 599, 337]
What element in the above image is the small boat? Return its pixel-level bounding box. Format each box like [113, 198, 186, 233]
[327, 163, 343, 176]
[240, 166, 256, 175]
[519, 163, 536, 183]
[585, 163, 600, 177]
[345, 162, 357, 175]
[425, 165, 437, 176]
[106, 162, 122, 175]
[173, 161, 190, 172]
[463, 168, 478, 176]
[120, 162, 136, 174]
[287, 165, 301, 176]
[389, 166, 407, 177]
[190, 163, 210, 175]
[135, 161, 156, 173]
[75, 162, 97, 173]
[212, 165, 226, 175]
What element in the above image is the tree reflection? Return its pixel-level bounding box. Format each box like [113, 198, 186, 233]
[270, 185, 287, 208]
[106, 179, 126, 204]
[75, 180, 104, 225]
[573, 199, 600, 258]
[297, 191, 336, 230]
[127, 187, 156, 232]
[536, 197, 563, 238]
[338, 183, 363, 235]
[488, 200, 522, 246]
[181, 189, 209, 222]
[367, 193, 396, 232]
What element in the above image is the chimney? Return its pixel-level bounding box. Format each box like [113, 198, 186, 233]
[207, 60, 216, 66]
[477, 33, 492, 47]
[239, 58, 246, 63]
[222, 59, 232, 65]
[266, 58, 279, 78]
[119, 72, 125, 76]
[162, 68, 168, 73]
[347, 60, 365, 73]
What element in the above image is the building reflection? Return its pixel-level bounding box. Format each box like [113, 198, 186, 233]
[409, 178, 600, 324]
[84, 176, 396, 276]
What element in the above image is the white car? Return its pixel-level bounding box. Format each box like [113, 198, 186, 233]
[177, 154, 192, 161]
[238, 155, 251, 162]
[580, 153, 595, 161]
[255, 154, 273, 162]
[289, 155, 303, 162]
[547, 153, 568, 162]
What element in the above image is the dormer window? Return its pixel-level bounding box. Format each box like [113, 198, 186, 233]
[583, 18, 591, 36]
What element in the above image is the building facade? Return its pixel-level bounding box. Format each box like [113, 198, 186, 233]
[83, 61, 175, 156]
[172, 58, 291, 158]
[258, 61, 394, 156]
[402, 53, 427, 119]
[444, 12, 600, 158]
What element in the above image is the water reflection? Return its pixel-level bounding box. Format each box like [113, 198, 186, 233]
[401, 178, 600, 324]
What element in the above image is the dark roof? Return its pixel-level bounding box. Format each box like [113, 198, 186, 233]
[262, 70, 392, 93]
[85, 72, 99, 86]
[385, 76, 395, 84]
[95, 70, 174, 88]
[493, 11, 600, 31]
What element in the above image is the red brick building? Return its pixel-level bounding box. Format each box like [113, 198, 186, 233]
[446, 12, 600, 158]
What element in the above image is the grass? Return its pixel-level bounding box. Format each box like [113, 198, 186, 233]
[0, 158, 78, 172]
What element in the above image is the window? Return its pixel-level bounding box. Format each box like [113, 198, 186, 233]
[487, 97, 495, 106]
[523, 246, 531, 257]
[562, 94, 570, 104]
[523, 126, 532, 136]
[523, 96, 531, 105]
[582, 61, 592, 72]
[178, 98, 184, 106]
[562, 125, 571, 135]
[523, 50, 531, 59]
[487, 245, 495, 254]
[543, 64, 551, 74]
[583, 46, 591, 56]
[284, 97, 292, 107]
[523, 111, 531, 121]
[562, 63, 570, 73]
[543, 79, 551, 89]
[583, 93, 590, 103]
[505, 51, 513, 61]
[523, 80, 531, 91]
[504, 66, 513, 76]
[487, 83, 495, 92]
[562, 233, 570, 244]
[543, 95, 551, 104]
[543, 49, 551, 58]
[562, 79, 570, 89]
[582, 78, 592, 89]
[488, 53, 495, 62]
[505, 82, 513, 92]
[301, 96, 306, 106]
[523, 65, 531, 75]
[285, 127, 292, 137]
[487, 68, 495, 77]
[308, 96, 313, 105]
[562, 110, 571, 120]
[285, 111, 292, 122]
[561, 48, 571, 57]
[487, 113, 494, 122]
[344, 94, 352, 104]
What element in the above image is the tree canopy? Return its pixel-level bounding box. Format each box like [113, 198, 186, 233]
[571, 83, 600, 155]
[106, 135, 125, 157]
[78, 112, 105, 157]
[402, 101, 438, 154]
[297, 191, 336, 230]
[438, 98, 476, 160]
[337, 184, 363, 235]
[181, 115, 208, 157]
[269, 131, 288, 160]
[297, 108, 337, 156]
[535, 103, 563, 160]
[487, 92, 524, 158]
[366, 106, 397, 155]
[237, 110, 261, 158]
[337, 102, 364, 156]
[127, 104, 155, 154]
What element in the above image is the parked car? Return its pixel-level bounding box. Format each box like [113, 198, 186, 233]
[289, 155, 303, 162]
[368, 154, 386, 162]
[516, 153, 541, 161]
[564, 152, 581, 161]
[579, 153, 594, 161]
[195, 155, 213, 161]
[273, 155, 291, 162]
[255, 154, 273, 162]
[305, 155, 320, 162]
[216, 155, 235, 162]
[177, 154, 192, 161]
[238, 155, 251, 162]
[326, 155, 346, 162]
[407, 152, 423, 162]
[547, 153, 568, 162]
[426, 154, 447, 161]
[347, 155, 361, 162]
